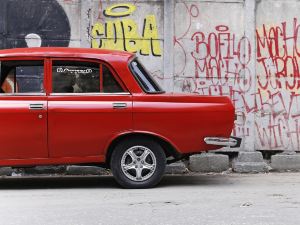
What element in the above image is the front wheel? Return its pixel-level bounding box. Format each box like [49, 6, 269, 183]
[110, 138, 166, 188]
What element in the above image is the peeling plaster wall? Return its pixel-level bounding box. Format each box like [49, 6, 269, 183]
[0, 0, 299, 152]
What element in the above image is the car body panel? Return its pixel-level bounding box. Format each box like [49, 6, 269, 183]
[48, 94, 133, 158]
[132, 93, 235, 153]
[0, 97, 48, 159]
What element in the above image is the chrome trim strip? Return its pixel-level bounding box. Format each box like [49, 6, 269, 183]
[204, 137, 238, 147]
[50, 92, 130, 96]
[0, 93, 46, 96]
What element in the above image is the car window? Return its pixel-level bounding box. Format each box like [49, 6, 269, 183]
[129, 59, 164, 93]
[52, 60, 124, 94]
[102, 65, 123, 93]
[0, 60, 44, 94]
[52, 61, 100, 93]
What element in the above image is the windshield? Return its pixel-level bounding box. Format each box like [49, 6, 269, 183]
[129, 59, 164, 93]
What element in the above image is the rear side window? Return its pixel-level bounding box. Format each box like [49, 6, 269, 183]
[52, 61, 100, 93]
[52, 60, 124, 94]
[129, 59, 164, 93]
[0, 60, 44, 94]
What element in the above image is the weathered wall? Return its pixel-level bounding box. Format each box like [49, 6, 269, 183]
[173, 0, 252, 152]
[256, 0, 300, 151]
[89, 0, 164, 77]
[0, 0, 300, 152]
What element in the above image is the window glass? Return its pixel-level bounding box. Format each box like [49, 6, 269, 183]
[102, 65, 123, 93]
[0, 60, 44, 93]
[129, 59, 164, 93]
[52, 61, 100, 93]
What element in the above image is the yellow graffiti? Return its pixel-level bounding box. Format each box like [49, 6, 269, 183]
[140, 15, 161, 56]
[103, 3, 136, 17]
[91, 4, 162, 57]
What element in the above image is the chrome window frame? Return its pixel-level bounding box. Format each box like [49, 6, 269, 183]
[49, 92, 131, 96]
[0, 93, 46, 96]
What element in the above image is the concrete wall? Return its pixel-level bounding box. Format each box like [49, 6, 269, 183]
[0, 0, 300, 153]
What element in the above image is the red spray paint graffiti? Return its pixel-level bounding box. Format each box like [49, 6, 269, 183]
[256, 18, 300, 91]
[174, 2, 300, 150]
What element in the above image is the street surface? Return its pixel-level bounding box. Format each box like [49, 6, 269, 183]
[0, 173, 299, 225]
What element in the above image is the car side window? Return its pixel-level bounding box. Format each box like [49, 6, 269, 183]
[102, 65, 123, 93]
[52, 61, 100, 93]
[0, 60, 44, 94]
[52, 60, 124, 94]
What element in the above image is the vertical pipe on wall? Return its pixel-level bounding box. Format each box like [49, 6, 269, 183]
[163, 0, 175, 92]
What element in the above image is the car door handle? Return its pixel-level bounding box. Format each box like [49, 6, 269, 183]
[29, 103, 44, 110]
[112, 102, 127, 109]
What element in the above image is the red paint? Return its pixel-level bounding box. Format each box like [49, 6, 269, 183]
[0, 47, 235, 167]
[132, 93, 235, 153]
[0, 98, 48, 159]
[48, 95, 133, 158]
[191, 27, 251, 81]
[256, 18, 300, 91]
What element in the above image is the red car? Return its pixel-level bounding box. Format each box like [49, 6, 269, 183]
[0, 47, 240, 188]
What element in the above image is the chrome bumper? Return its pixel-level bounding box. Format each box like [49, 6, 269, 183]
[204, 136, 242, 148]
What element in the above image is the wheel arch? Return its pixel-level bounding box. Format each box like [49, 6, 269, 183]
[105, 132, 181, 167]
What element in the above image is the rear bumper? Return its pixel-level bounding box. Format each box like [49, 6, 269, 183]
[204, 136, 242, 148]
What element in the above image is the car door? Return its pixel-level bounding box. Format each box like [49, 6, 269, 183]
[0, 59, 48, 159]
[48, 58, 132, 158]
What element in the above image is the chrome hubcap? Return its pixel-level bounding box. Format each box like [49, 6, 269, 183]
[121, 146, 157, 182]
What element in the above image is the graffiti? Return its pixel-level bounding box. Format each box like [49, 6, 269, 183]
[191, 26, 252, 93]
[174, 2, 300, 151]
[256, 18, 300, 92]
[255, 18, 300, 150]
[255, 90, 300, 150]
[0, 0, 298, 151]
[91, 3, 162, 56]
[0, 0, 70, 49]
[103, 3, 136, 17]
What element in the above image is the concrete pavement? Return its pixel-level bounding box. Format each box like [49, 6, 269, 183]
[0, 173, 299, 225]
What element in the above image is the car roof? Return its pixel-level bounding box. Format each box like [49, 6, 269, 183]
[0, 47, 135, 62]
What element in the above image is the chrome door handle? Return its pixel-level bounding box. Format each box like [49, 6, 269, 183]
[113, 102, 127, 109]
[29, 103, 44, 110]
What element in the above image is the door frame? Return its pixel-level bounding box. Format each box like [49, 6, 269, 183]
[0, 56, 49, 159]
[46, 57, 133, 158]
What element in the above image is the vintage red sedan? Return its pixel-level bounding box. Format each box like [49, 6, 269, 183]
[0, 47, 240, 188]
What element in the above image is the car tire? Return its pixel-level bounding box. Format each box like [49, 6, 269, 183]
[110, 138, 166, 189]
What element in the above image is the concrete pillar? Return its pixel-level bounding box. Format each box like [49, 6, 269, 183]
[80, 0, 93, 48]
[163, 0, 175, 92]
[232, 0, 268, 172]
[243, 0, 256, 151]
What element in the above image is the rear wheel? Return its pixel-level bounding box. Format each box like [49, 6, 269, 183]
[110, 138, 166, 188]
